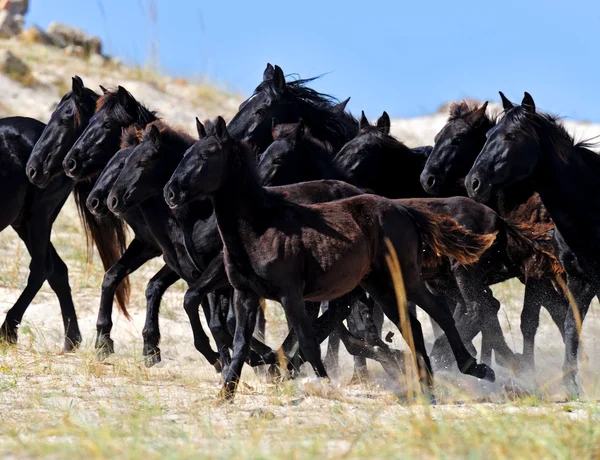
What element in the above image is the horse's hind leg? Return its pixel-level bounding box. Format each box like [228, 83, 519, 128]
[96, 238, 158, 359]
[142, 265, 180, 367]
[562, 276, 595, 399]
[46, 244, 81, 351]
[360, 273, 434, 399]
[280, 290, 328, 379]
[408, 278, 495, 382]
[1, 222, 52, 345]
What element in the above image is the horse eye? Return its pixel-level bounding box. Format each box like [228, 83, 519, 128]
[137, 161, 148, 168]
[507, 133, 516, 140]
[451, 137, 461, 145]
[103, 122, 112, 130]
[255, 108, 266, 117]
[273, 157, 283, 165]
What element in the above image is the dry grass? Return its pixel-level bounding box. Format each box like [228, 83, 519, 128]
[0, 198, 599, 458]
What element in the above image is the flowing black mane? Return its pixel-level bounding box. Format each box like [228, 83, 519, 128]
[504, 106, 600, 171]
[250, 75, 358, 147]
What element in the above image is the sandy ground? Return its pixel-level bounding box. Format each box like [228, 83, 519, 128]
[0, 200, 599, 457]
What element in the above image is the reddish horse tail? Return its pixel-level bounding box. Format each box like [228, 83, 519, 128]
[74, 180, 131, 319]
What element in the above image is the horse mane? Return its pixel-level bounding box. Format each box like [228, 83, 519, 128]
[251, 75, 358, 147]
[504, 106, 600, 171]
[73, 180, 130, 318]
[448, 101, 496, 128]
[95, 88, 158, 126]
[120, 125, 142, 148]
[143, 120, 196, 148]
[57, 87, 99, 129]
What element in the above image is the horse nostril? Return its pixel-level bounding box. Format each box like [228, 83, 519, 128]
[472, 177, 481, 191]
[65, 158, 77, 172]
[90, 198, 100, 209]
[168, 189, 176, 201]
[28, 166, 37, 180]
[109, 196, 119, 210]
[426, 175, 435, 188]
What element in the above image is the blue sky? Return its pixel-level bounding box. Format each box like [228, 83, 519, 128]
[27, 0, 600, 121]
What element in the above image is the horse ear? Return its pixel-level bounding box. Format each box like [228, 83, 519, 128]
[522, 92, 536, 113]
[499, 91, 514, 111]
[332, 97, 351, 114]
[117, 86, 135, 109]
[272, 65, 286, 92]
[376, 111, 391, 135]
[467, 101, 488, 127]
[263, 63, 274, 81]
[99, 85, 108, 94]
[147, 124, 161, 146]
[71, 75, 84, 98]
[215, 116, 229, 141]
[359, 111, 370, 130]
[292, 120, 305, 145]
[196, 117, 207, 139]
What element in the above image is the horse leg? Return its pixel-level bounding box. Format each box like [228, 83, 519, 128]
[1, 222, 52, 344]
[540, 278, 568, 339]
[220, 289, 260, 400]
[46, 244, 81, 351]
[519, 278, 545, 374]
[360, 273, 435, 399]
[323, 301, 342, 373]
[142, 265, 180, 367]
[280, 290, 328, 379]
[95, 238, 157, 359]
[562, 276, 595, 399]
[181, 280, 221, 371]
[405, 272, 495, 382]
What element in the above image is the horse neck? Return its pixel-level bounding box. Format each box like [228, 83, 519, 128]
[139, 197, 183, 254]
[211, 154, 268, 263]
[491, 180, 540, 219]
[533, 146, 600, 253]
[381, 145, 428, 198]
[302, 142, 343, 181]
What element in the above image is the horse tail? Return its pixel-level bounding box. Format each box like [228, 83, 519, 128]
[504, 220, 563, 279]
[405, 207, 497, 266]
[74, 180, 131, 319]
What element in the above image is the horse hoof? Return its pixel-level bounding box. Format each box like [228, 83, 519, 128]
[64, 334, 82, 353]
[0, 323, 18, 345]
[212, 359, 223, 374]
[563, 375, 580, 400]
[475, 363, 495, 382]
[217, 383, 237, 402]
[95, 337, 114, 361]
[144, 349, 161, 368]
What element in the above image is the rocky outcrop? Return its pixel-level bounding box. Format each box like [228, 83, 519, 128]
[0, 0, 28, 38]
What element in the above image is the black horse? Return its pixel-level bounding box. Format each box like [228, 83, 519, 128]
[0, 76, 108, 350]
[419, 101, 569, 373]
[228, 63, 358, 153]
[466, 92, 600, 397]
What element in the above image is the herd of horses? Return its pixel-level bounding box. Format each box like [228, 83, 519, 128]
[1, 63, 598, 402]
